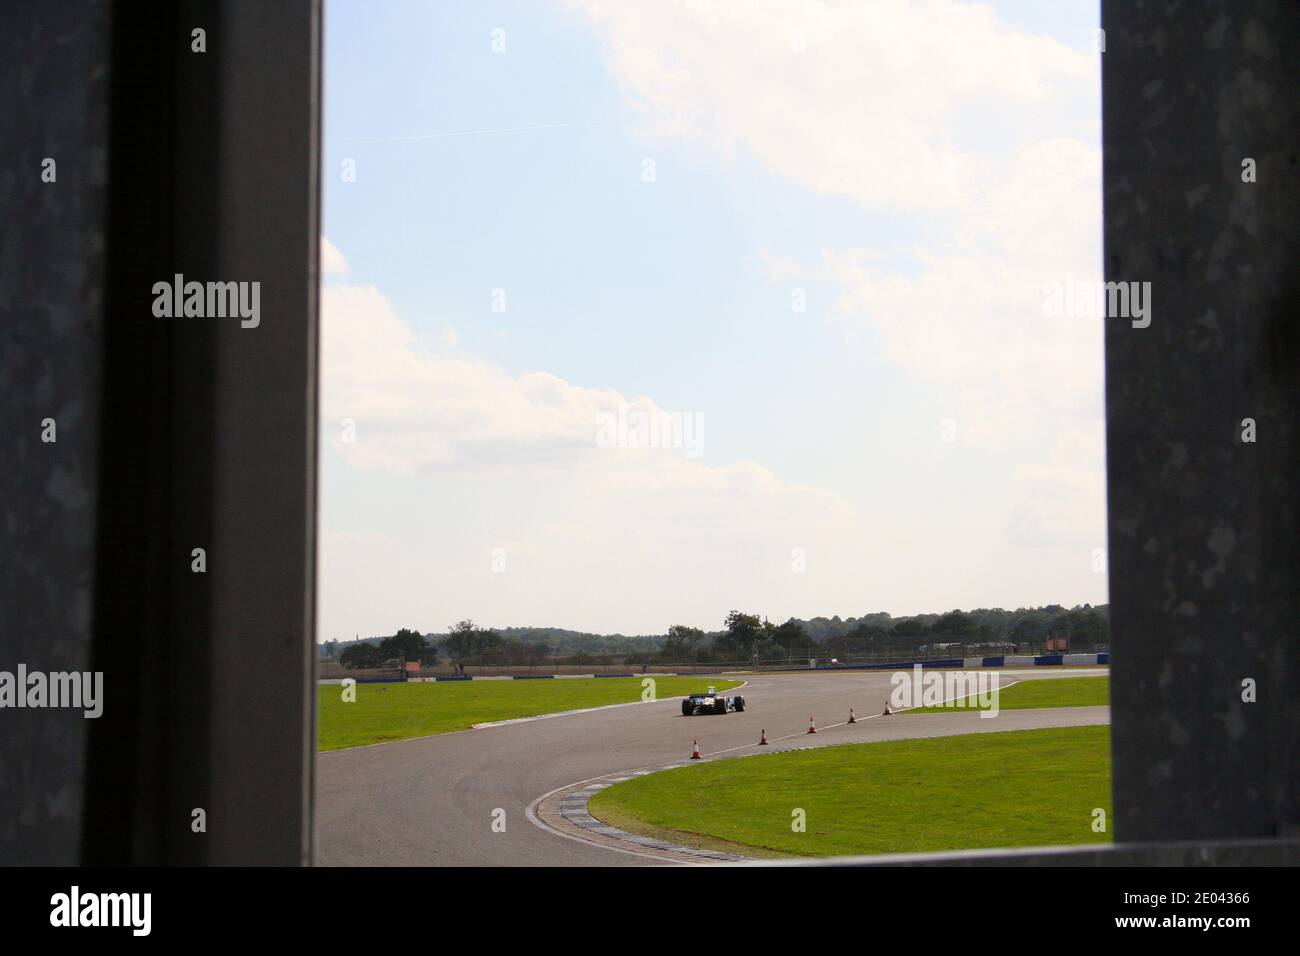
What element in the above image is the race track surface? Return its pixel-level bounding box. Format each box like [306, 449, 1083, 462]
[314, 669, 1110, 866]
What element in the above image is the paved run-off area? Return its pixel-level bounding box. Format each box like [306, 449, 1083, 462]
[314, 669, 1109, 865]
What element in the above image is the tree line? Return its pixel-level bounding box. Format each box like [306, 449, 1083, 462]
[333, 621, 551, 670]
[325, 604, 1109, 669]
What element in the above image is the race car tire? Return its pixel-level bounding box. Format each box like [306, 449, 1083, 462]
[734, 695, 745, 712]
[682, 699, 692, 716]
[714, 697, 728, 715]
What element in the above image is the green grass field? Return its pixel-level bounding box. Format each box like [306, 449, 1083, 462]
[318, 676, 742, 751]
[907, 675, 1109, 713]
[589, 725, 1111, 858]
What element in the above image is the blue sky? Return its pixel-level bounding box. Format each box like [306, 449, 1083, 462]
[319, 0, 1106, 640]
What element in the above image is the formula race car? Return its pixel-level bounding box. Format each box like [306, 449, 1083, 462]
[681, 686, 745, 715]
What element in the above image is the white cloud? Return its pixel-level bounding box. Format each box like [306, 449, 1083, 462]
[568, 0, 1106, 542]
[825, 137, 1104, 448]
[324, 284, 649, 471]
[1004, 423, 1107, 547]
[321, 282, 854, 520]
[761, 249, 803, 280]
[321, 236, 350, 276]
[565, 0, 1098, 214]
[318, 2, 1109, 637]
[319, 282, 869, 635]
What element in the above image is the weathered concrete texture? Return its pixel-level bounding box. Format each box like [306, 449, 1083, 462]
[1103, 1, 1299, 842]
[0, 0, 109, 864]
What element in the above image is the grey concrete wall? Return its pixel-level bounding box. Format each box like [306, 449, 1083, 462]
[80, 0, 320, 865]
[0, 0, 109, 865]
[1104, 0, 1300, 842]
[3, 0, 318, 866]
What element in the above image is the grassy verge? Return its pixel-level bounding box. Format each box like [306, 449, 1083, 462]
[907, 675, 1109, 713]
[318, 676, 741, 750]
[589, 725, 1111, 857]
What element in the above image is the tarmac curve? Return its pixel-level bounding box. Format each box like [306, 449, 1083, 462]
[314, 668, 1110, 866]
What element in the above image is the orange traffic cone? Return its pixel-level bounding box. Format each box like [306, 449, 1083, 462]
[848, 708, 857, 724]
[882, 698, 893, 716]
[807, 715, 817, 734]
[691, 739, 702, 759]
[759, 728, 769, 745]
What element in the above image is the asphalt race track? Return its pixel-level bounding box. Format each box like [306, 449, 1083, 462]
[314, 669, 1110, 866]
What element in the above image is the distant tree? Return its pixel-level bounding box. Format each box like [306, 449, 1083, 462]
[339, 642, 381, 668]
[661, 624, 705, 661]
[475, 629, 504, 659]
[772, 618, 808, 653]
[933, 610, 976, 636]
[717, 611, 764, 657]
[667, 624, 705, 649]
[379, 627, 428, 663]
[890, 618, 931, 637]
[1093, 608, 1111, 645]
[440, 620, 508, 664]
[322, 639, 340, 659]
[441, 620, 481, 665]
[1050, 607, 1108, 648]
[1010, 612, 1051, 645]
[837, 621, 887, 655]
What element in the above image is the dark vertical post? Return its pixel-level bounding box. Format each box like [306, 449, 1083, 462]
[0, 0, 111, 866]
[80, 0, 320, 864]
[1103, 0, 1300, 842]
[199, 0, 321, 866]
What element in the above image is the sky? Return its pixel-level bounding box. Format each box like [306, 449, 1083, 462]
[319, 0, 1106, 641]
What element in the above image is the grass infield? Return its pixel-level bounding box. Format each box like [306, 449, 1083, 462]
[317, 676, 742, 750]
[906, 675, 1109, 713]
[588, 725, 1112, 858]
